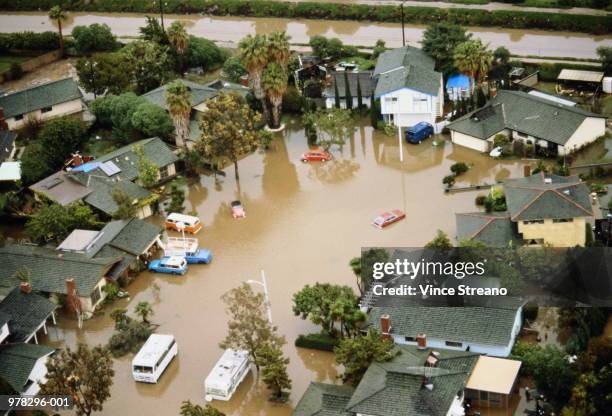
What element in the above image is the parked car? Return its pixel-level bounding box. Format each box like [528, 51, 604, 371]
[372, 209, 406, 229]
[489, 146, 503, 158]
[148, 256, 188, 275]
[405, 122, 434, 144]
[165, 213, 202, 234]
[231, 200, 246, 218]
[184, 249, 213, 264]
[301, 149, 332, 163]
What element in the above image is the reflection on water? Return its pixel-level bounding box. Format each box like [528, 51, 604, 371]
[0, 12, 609, 58]
[33, 117, 532, 415]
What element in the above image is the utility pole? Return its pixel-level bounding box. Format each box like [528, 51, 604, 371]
[400, 1, 406, 47]
[246, 270, 272, 324]
[154, 0, 167, 31]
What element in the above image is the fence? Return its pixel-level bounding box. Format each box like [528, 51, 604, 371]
[569, 161, 612, 177]
[0, 49, 62, 83]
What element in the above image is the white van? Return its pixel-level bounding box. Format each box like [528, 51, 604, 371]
[205, 349, 250, 401]
[132, 334, 178, 383]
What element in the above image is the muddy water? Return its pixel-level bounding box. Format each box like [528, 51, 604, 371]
[37, 117, 530, 416]
[0, 12, 610, 59]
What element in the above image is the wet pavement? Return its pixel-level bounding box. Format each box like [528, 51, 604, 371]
[36, 117, 531, 416]
[0, 12, 610, 59]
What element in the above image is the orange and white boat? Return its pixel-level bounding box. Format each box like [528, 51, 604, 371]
[165, 213, 203, 234]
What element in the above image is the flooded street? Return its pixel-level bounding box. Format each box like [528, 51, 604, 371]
[0, 12, 610, 58]
[36, 117, 529, 415]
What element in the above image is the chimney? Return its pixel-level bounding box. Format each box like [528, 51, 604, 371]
[20, 281, 32, 294]
[417, 333, 427, 350]
[524, 165, 531, 178]
[73, 153, 83, 167]
[380, 314, 392, 340]
[65, 278, 80, 315]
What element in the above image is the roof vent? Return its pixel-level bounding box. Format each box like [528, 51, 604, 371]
[564, 189, 571, 195]
[424, 383, 434, 391]
[544, 178, 553, 184]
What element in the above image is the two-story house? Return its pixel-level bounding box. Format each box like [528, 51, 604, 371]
[457, 173, 594, 247]
[373, 46, 444, 128]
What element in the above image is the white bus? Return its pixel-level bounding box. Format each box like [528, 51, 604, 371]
[204, 349, 250, 401]
[132, 334, 178, 383]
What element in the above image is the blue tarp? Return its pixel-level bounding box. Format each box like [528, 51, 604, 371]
[446, 73, 471, 89]
[70, 162, 100, 173]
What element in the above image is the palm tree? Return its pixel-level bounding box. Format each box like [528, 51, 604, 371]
[267, 31, 291, 68]
[453, 39, 493, 94]
[262, 63, 288, 129]
[238, 34, 270, 122]
[48, 6, 67, 56]
[165, 80, 192, 150]
[134, 301, 154, 324]
[167, 21, 190, 71]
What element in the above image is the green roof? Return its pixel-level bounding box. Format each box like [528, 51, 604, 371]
[293, 382, 355, 416]
[504, 173, 593, 221]
[346, 345, 478, 416]
[369, 302, 521, 348]
[0, 78, 82, 119]
[456, 211, 516, 247]
[0, 287, 56, 343]
[0, 244, 120, 297]
[83, 176, 151, 216]
[373, 46, 441, 97]
[0, 343, 54, 393]
[143, 79, 218, 111]
[88, 218, 161, 257]
[447, 90, 604, 145]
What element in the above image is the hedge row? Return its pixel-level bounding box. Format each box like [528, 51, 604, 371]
[0, 0, 610, 34]
[0, 31, 60, 52]
[295, 333, 340, 352]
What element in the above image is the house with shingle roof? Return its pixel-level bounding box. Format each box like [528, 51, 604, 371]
[0, 343, 55, 396]
[0, 286, 57, 344]
[293, 345, 522, 416]
[373, 46, 443, 128]
[30, 137, 177, 218]
[57, 218, 162, 283]
[456, 173, 594, 247]
[447, 90, 606, 156]
[0, 78, 83, 130]
[0, 244, 123, 313]
[324, 71, 375, 110]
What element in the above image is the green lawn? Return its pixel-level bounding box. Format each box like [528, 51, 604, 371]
[0, 55, 28, 74]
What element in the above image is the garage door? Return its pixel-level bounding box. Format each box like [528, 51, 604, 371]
[451, 132, 489, 152]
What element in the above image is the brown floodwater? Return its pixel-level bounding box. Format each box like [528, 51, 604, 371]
[35, 117, 531, 416]
[0, 12, 610, 59]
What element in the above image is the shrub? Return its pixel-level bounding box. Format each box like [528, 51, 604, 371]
[186, 36, 228, 71]
[450, 162, 469, 175]
[295, 333, 340, 352]
[442, 175, 456, 186]
[589, 182, 607, 193]
[493, 134, 510, 148]
[8, 62, 23, 80]
[282, 86, 306, 114]
[222, 55, 246, 83]
[475, 194, 486, 206]
[0, 31, 59, 51]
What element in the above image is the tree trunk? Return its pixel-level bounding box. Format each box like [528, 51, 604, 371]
[58, 21, 64, 56]
[251, 72, 270, 125]
[269, 96, 282, 129]
[234, 161, 240, 181]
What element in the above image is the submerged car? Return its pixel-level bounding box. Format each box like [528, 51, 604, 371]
[489, 146, 503, 158]
[231, 200, 246, 218]
[301, 149, 332, 163]
[148, 256, 188, 275]
[405, 122, 434, 144]
[372, 209, 406, 229]
[184, 249, 213, 264]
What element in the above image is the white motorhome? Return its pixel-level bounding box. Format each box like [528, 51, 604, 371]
[132, 334, 178, 383]
[204, 349, 250, 401]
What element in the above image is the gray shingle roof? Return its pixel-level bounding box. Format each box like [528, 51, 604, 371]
[293, 382, 354, 416]
[324, 72, 375, 99]
[456, 211, 516, 247]
[0, 78, 82, 119]
[504, 173, 593, 221]
[0, 287, 56, 343]
[82, 176, 151, 217]
[143, 79, 218, 111]
[346, 345, 478, 416]
[0, 343, 54, 393]
[369, 301, 521, 348]
[30, 171, 92, 206]
[0, 244, 120, 297]
[373, 46, 441, 97]
[447, 90, 604, 145]
[87, 218, 161, 257]
[0, 129, 17, 163]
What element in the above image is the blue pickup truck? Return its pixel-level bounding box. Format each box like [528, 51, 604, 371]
[405, 122, 434, 144]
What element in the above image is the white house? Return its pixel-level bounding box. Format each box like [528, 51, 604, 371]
[0, 343, 55, 397]
[324, 71, 375, 109]
[373, 46, 443, 127]
[0, 78, 83, 130]
[447, 90, 606, 156]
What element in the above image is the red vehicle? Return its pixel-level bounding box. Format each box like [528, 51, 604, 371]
[372, 209, 405, 229]
[300, 149, 332, 163]
[231, 200, 246, 219]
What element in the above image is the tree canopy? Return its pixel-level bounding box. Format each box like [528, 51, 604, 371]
[302, 108, 354, 151]
[26, 202, 101, 243]
[180, 401, 225, 416]
[421, 23, 471, 76]
[72, 23, 117, 55]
